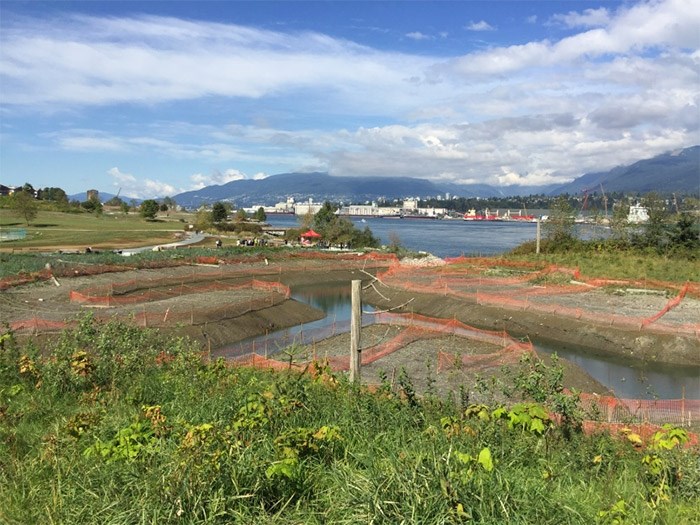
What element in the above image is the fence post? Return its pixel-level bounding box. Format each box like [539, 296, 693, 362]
[349, 279, 362, 383]
[681, 386, 686, 427]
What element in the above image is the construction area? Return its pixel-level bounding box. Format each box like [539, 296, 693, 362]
[1, 251, 698, 435]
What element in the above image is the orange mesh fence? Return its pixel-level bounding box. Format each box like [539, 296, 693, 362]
[69, 277, 291, 306]
[231, 353, 304, 372]
[375, 259, 699, 338]
[579, 392, 700, 428]
[0, 251, 395, 292]
[231, 311, 534, 375]
[641, 282, 688, 327]
[10, 318, 71, 333]
[10, 290, 287, 331]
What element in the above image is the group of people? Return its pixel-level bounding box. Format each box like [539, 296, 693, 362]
[236, 238, 267, 247]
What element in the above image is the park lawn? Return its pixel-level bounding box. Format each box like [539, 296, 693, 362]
[0, 209, 192, 251]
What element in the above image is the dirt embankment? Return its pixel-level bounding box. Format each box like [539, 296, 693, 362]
[2, 261, 697, 371]
[361, 285, 699, 367]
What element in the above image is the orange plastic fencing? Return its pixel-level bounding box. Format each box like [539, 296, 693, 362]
[69, 277, 290, 306]
[375, 259, 699, 338]
[9, 318, 71, 333]
[579, 392, 700, 428]
[233, 311, 533, 375]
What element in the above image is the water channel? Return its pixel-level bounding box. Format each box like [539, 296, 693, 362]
[218, 282, 699, 400]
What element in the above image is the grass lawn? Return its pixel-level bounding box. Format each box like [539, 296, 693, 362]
[0, 209, 193, 251]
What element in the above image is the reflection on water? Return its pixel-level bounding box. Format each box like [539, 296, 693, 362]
[215, 283, 375, 360]
[535, 344, 700, 400]
[218, 281, 698, 400]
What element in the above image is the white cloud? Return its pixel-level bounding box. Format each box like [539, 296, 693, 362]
[2, 0, 698, 193]
[190, 169, 247, 188]
[549, 8, 610, 28]
[107, 167, 181, 198]
[465, 20, 495, 32]
[54, 133, 126, 151]
[406, 31, 431, 41]
[0, 13, 433, 111]
[451, 0, 700, 76]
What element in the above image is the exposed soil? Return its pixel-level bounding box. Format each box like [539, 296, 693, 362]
[1, 258, 698, 399]
[361, 285, 700, 366]
[292, 324, 612, 401]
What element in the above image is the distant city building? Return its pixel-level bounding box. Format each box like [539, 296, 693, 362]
[403, 198, 419, 211]
[294, 198, 323, 216]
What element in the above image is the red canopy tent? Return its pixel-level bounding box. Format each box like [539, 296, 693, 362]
[301, 229, 322, 239]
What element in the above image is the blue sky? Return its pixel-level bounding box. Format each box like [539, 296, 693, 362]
[1, 0, 698, 200]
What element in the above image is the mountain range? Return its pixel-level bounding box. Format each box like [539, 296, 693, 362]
[551, 146, 699, 195]
[170, 146, 698, 208]
[69, 146, 698, 207]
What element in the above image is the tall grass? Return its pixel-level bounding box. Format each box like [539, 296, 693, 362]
[1, 317, 698, 523]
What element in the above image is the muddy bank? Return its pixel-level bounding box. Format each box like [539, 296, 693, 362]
[178, 299, 325, 350]
[361, 285, 699, 367]
[294, 324, 612, 400]
[2, 260, 696, 370]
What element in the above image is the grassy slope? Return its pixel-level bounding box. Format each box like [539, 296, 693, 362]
[0, 209, 190, 251]
[0, 318, 698, 524]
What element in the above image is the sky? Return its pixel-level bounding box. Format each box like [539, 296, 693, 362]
[1, 0, 698, 200]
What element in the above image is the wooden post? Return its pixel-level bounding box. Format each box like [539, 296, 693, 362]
[349, 279, 362, 383]
[536, 218, 541, 255]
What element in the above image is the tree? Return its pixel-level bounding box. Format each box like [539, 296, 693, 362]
[254, 207, 267, 222]
[37, 187, 68, 204]
[212, 202, 228, 223]
[140, 199, 160, 220]
[308, 201, 380, 248]
[313, 202, 337, 232]
[194, 207, 213, 232]
[104, 196, 124, 207]
[234, 208, 248, 222]
[639, 192, 668, 250]
[543, 195, 576, 246]
[10, 190, 39, 225]
[609, 200, 630, 241]
[670, 212, 699, 252]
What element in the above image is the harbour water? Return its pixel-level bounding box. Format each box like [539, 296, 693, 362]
[266, 215, 610, 258]
[266, 215, 539, 257]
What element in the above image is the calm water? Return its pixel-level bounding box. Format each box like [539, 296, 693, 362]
[267, 215, 537, 257]
[266, 215, 609, 257]
[217, 283, 699, 400]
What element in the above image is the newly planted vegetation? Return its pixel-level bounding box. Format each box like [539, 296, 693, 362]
[1, 317, 698, 523]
